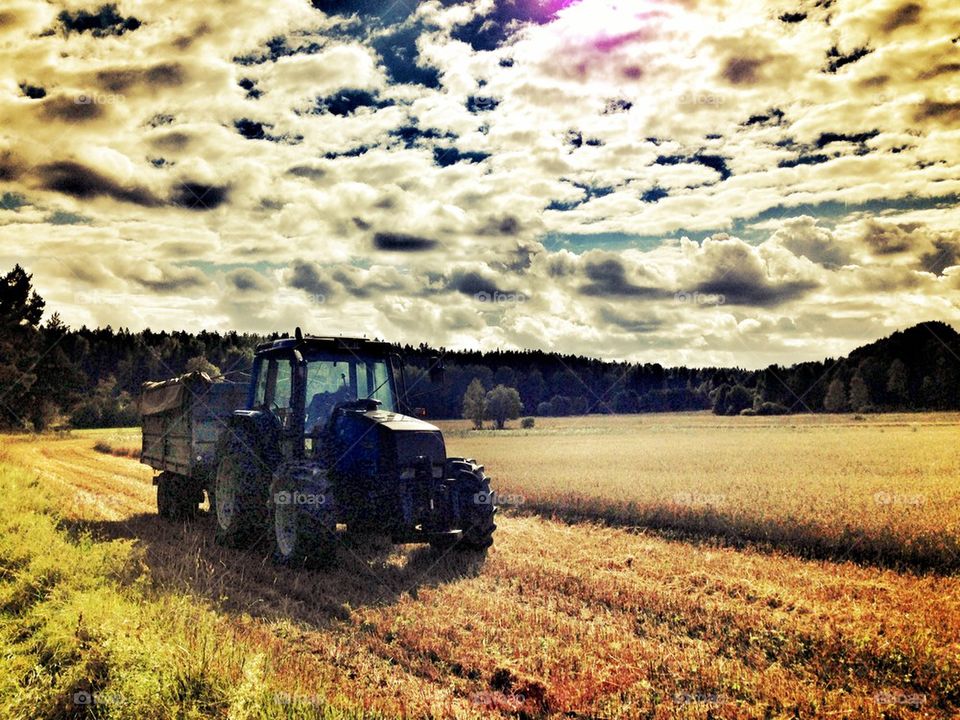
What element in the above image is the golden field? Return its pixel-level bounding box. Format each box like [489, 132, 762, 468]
[438, 412, 960, 573]
[1, 413, 959, 719]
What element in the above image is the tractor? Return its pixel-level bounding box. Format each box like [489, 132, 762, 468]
[140, 331, 496, 566]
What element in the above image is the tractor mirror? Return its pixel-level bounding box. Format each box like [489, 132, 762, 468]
[429, 357, 445, 384]
[414, 407, 428, 418]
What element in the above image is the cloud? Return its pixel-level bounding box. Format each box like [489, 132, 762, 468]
[683, 236, 819, 307]
[95, 63, 185, 92]
[881, 3, 922, 33]
[288, 259, 334, 299]
[448, 269, 513, 297]
[57, 4, 141, 36]
[226, 268, 272, 293]
[37, 161, 160, 206]
[373, 232, 438, 251]
[170, 183, 229, 210]
[855, 219, 923, 255]
[2, 0, 959, 365]
[41, 95, 105, 122]
[129, 263, 209, 293]
[722, 56, 766, 85]
[770, 216, 850, 267]
[579, 254, 663, 298]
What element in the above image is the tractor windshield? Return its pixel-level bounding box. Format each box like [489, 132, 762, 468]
[304, 352, 396, 432]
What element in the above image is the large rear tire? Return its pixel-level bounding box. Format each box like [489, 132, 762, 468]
[432, 458, 496, 553]
[272, 467, 337, 568]
[213, 436, 270, 548]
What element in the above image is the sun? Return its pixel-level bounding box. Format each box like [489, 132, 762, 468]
[544, 0, 667, 41]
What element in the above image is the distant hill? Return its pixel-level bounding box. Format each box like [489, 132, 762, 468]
[735, 321, 960, 416]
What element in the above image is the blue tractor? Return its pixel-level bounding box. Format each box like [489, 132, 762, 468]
[141, 331, 496, 567]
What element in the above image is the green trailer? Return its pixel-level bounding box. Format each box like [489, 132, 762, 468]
[140, 371, 247, 519]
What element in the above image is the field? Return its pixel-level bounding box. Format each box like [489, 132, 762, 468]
[2, 413, 959, 719]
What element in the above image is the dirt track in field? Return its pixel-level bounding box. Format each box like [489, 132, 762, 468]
[5, 433, 959, 719]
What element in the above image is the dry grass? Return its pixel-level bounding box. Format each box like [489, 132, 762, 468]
[1, 415, 958, 718]
[92, 430, 141, 459]
[439, 412, 960, 572]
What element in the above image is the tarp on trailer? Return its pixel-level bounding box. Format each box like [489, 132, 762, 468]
[140, 371, 212, 416]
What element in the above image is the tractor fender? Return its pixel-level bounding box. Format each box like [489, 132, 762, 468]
[215, 410, 283, 471]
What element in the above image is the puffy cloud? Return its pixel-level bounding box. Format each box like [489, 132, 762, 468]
[679, 235, 820, 307]
[769, 216, 851, 267]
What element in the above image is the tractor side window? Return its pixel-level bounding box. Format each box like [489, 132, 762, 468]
[253, 361, 269, 408]
[274, 360, 293, 410]
[357, 361, 395, 411]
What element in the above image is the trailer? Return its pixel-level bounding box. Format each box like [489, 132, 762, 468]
[140, 371, 247, 519]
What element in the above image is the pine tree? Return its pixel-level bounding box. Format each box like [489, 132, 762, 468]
[0, 265, 46, 428]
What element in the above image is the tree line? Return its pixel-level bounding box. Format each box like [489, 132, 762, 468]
[0, 265, 957, 430]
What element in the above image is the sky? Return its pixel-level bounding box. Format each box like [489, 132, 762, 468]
[1, 0, 958, 368]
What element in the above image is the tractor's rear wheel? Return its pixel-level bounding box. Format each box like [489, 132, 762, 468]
[432, 458, 496, 553]
[213, 438, 270, 548]
[272, 469, 337, 568]
[157, 472, 198, 521]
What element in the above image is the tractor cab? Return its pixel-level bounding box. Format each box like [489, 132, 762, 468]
[248, 335, 408, 454]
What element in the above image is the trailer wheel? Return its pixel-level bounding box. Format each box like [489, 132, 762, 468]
[432, 458, 496, 553]
[157, 472, 198, 521]
[213, 438, 270, 548]
[272, 469, 337, 568]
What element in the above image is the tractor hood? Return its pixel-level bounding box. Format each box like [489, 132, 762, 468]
[361, 410, 441, 433]
[329, 407, 447, 478]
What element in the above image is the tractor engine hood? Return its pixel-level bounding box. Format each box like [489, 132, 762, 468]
[329, 408, 447, 479]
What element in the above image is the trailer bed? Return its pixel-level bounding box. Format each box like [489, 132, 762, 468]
[140, 372, 246, 480]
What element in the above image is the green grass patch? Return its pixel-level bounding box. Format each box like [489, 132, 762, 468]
[0, 460, 365, 719]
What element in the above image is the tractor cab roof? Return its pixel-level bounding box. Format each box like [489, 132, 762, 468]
[254, 335, 394, 358]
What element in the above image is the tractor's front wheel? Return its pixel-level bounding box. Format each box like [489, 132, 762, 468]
[272, 468, 337, 568]
[433, 458, 496, 553]
[213, 439, 270, 548]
